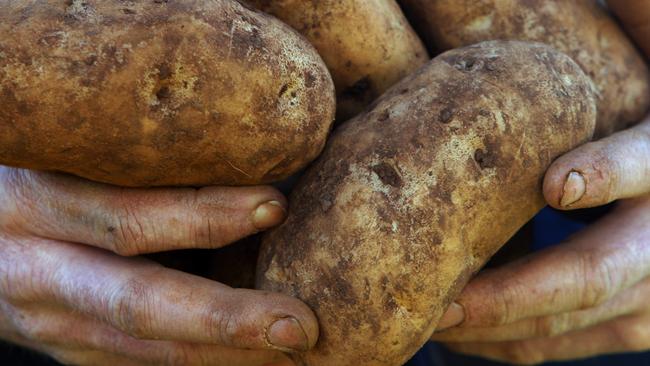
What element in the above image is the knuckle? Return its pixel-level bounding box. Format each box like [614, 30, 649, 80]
[478, 282, 519, 327]
[212, 311, 237, 347]
[503, 342, 545, 365]
[205, 300, 247, 347]
[534, 314, 570, 338]
[579, 251, 616, 309]
[193, 216, 225, 248]
[108, 278, 154, 339]
[165, 344, 194, 366]
[589, 147, 617, 202]
[106, 211, 148, 257]
[103, 191, 162, 256]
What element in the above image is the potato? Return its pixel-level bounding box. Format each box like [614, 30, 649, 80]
[608, 0, 650, 58]
[399, 0, 650, 138]
[257, 41, 597, 366]
[0, 0, 335, 187]
[245, 0, 429, 121]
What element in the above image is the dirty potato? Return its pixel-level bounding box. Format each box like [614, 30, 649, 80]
[0, 0, 335, 186]
[246, 0, 429, 121]
[607, 0, 650, 58]
[399, 0, 650, 138]
[257, 41, 597, 366]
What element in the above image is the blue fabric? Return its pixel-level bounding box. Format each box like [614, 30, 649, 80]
[405, 206, 650, 366]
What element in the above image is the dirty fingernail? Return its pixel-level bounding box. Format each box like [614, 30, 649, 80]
[436, 302, 465, 331]
[267, 317, 309, 352]
[252, 201, 287, 230]
[560, 171, 586, 207]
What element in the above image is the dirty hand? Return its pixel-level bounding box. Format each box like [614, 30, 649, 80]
[431, 196, 650, 364]
[0, 167, 316, 366]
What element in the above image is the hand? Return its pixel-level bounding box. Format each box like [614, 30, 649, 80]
[429, 4, 650, 359]
[430, 196, 650, 364]
[0, 167, 317, 366]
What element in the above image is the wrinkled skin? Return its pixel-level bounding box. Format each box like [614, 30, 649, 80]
[0, 167, 320, 365]
[432, 5, 650, 363]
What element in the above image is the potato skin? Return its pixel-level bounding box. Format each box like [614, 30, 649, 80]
[257, 41, 597, 366]
[0, 0, 335, 187]
[608, 0, 650, 58]
[246, 0, 429, 121]
[399, 0, 650, 138]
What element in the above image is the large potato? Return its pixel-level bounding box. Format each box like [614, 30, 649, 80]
[399, 0, 650, 138]
[246, 0, 429, 121]
[0, 0, 335, 187]
[257, 41, 597, 366]
[608, 0, 650, 58]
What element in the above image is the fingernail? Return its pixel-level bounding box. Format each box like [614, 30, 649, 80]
[436, 302, 465, 331]
[252, 201, 287, 230]
[266, 317, 309, 352]
[560, 171, 586, 207]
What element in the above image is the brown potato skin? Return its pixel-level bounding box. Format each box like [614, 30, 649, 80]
[257, 41, 597, 366]
[399, 0, 650, 138]
[608, 0, 650, 58]
[245, 0, 429, 122]
[0, 0, 335, 187]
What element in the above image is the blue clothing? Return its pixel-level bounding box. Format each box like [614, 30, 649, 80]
[406, 206, 650, 366]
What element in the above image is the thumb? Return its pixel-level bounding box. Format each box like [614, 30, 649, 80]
[543, 115, 650, 210]
[437, 197, 650, 330]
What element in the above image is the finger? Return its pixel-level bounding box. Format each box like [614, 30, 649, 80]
[607, 0, 650, 57]
[543, 115, 650, 209]
[0, 315, 109, 366]
[433, 275, 650, 342]
[26, 242, 318, 352]
[51, 344, 291, 366]
[435, 198, 650, 329]
[3, 168, 287, 255]
[10, 306, 291, 366]
[46, 350, 144, 366]
[444, 313, 650, 365]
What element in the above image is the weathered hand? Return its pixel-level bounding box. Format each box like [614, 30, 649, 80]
[0, 167, 317, 366]
[431, 196, 650, 364]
